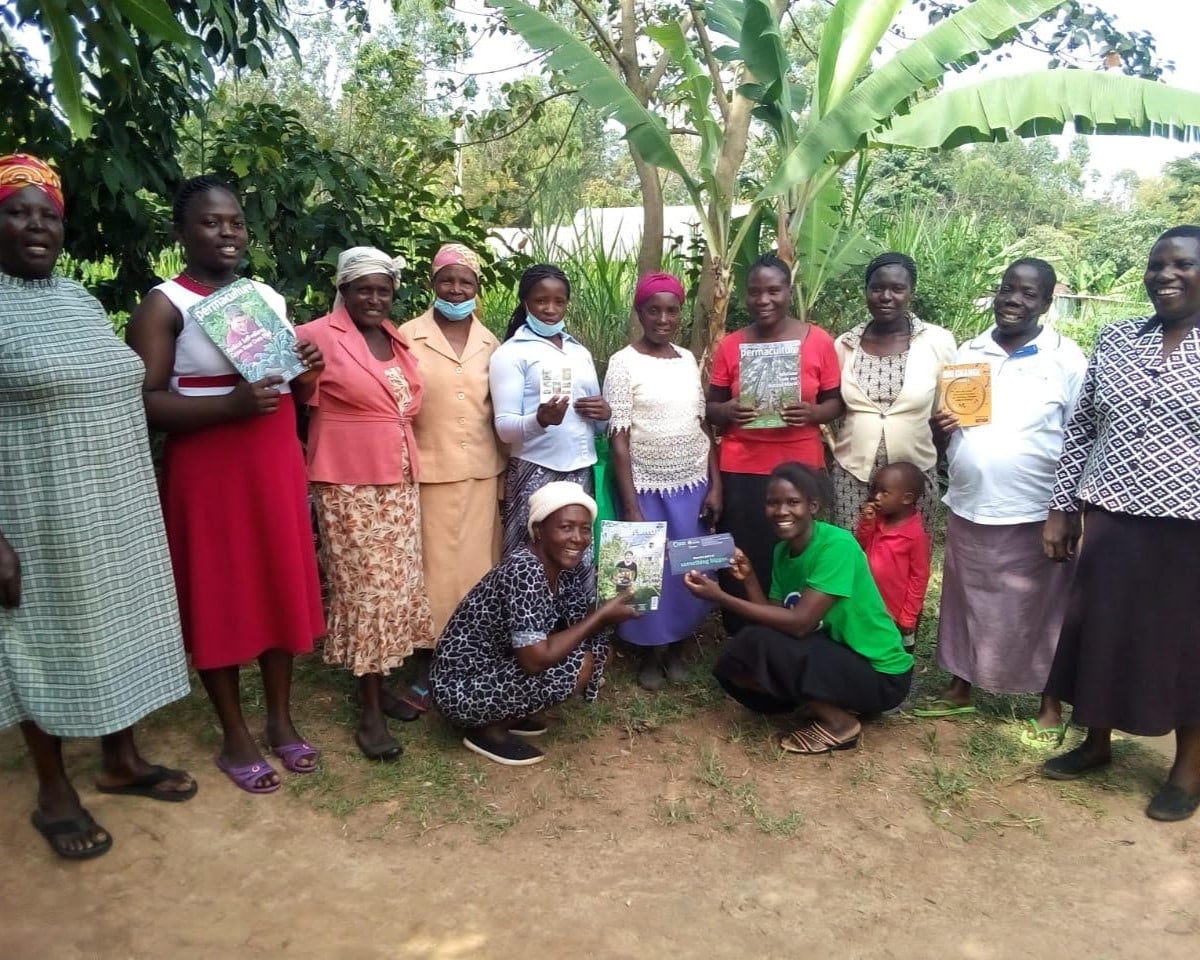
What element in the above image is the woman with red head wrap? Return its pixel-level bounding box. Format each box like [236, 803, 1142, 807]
[1, 153, 195, 860]
[602, 272, 722, 689]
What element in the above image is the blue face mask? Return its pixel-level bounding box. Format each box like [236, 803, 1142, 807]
[433, 297, 476, 322]
[526, 312, 566, 337]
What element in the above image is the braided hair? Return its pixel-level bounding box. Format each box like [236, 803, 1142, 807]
[865, 252, 917, 289]
[748, 252, 792, 285]
[504, 263, 572, 340]
[172, 175, 238, 226]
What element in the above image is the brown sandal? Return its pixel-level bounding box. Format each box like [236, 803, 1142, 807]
[778, 721, 861, 755]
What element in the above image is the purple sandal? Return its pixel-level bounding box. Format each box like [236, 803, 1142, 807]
[215, 755, 281, 795]
[270, 739, 320, 774]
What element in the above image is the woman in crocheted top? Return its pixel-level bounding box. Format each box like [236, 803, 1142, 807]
[602, 273, 722, 690]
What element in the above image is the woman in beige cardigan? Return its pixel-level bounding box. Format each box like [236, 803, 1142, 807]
[829, 253, 957, 531]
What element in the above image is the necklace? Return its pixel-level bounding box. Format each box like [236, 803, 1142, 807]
[181, 271, 234, 291]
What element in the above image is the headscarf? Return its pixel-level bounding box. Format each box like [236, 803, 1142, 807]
[633, 272, 686, 311]
[527, 481, 598, 537]
[431, 243, 481, 280]
[334, 246, 406, 308]
[0, 154, 65, 215]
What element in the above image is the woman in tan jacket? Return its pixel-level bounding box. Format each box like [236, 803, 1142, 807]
[829, 253, 956, 531]
[398, 244, 507, 709]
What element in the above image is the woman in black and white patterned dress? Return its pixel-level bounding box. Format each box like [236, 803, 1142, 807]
[430, 482, 638, 766]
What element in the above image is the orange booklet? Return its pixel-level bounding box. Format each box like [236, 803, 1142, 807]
[939, 362, 992, 427]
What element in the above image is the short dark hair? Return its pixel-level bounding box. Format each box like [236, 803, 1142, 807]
[1156, 225, 1200, 245]
[504, 263, 571, 341]
[875, 461, 926, 502]
[172, 175, 238, 226]
[865, 252, 917, 289]
[768, 462, 832, 514]
[1003, 257, 1057, 301]
[748, 252, 792, 285]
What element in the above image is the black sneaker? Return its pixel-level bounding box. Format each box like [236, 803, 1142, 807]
[462, 730, 545, 766]
[509, 717, 548, 738]
[1146, 783, 1200, 822]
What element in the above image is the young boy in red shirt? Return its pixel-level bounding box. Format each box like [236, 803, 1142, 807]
[854, 462, 931, 653]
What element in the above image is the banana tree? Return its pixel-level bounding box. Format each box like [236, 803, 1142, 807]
[489, 0, 1200, 361]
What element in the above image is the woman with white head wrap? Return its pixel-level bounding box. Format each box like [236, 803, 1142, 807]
[430, 482, 639, 765]
[294, 244, 436, 761]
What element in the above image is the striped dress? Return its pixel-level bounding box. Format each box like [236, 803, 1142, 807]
[0, 273, 190, 736]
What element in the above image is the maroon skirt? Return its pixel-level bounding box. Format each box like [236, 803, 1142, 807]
[1045, 507, 1200, 736]
[161, 397, 325, 669]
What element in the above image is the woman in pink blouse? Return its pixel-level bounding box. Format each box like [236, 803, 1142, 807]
[298, 247, 435, 761]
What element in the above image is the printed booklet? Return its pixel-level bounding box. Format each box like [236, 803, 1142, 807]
[667, 532, 736, 575]
[539, 366, 574, 402]
[939, 361, 992, 427]
[188, 279, 307, 384]
[739, 340, 801, 428]
[597, 520, 667, 612]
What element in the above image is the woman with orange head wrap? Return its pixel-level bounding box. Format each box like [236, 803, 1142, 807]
[1, 153, 195, 860]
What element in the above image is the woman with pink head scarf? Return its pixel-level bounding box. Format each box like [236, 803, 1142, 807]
[397, 243, 507, 706]
[602, 273, 722, 689]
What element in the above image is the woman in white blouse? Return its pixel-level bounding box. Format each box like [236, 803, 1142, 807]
[603, 274, 721, 689]
[489, 264, 610, 557]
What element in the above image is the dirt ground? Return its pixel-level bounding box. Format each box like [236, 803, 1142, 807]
[2, 674, 1199, 960]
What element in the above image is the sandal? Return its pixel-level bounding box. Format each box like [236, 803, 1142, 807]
[396, 683, 433, 714]
[269, 739, 320, 774]
[1019, 719, 1068, 750]
[215, 754, 281, 794]
[355, 730, 403, 762]
[778, 721, 861, 755]
[911, 698, 977, 718]
[95, 765, 198, 803]
[30, 808, 113, 861]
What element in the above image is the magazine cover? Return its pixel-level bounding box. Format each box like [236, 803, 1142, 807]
[539, 365, 574, 402]
[188, 279, 307, 383]
[739, 339, 801, 428]
[939, 361, 992, 427]
[596, 520, 667, 613]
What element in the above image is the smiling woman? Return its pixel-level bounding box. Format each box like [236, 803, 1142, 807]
[0, 154, 195, 861]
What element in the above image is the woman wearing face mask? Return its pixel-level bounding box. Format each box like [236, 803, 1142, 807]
[398, 245, 507, 703]
[489, 264, 610, 557]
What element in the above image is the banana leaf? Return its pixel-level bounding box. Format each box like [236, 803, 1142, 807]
[815, 0, 906, 118]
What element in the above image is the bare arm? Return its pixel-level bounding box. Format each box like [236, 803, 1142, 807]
[125, 289, 282, 433]
[513, 594, 637, 673]
[609, 429, 643, 522]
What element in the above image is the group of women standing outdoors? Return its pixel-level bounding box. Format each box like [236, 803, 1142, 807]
[4, 152, 1200, 861]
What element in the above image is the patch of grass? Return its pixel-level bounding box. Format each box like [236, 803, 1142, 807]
[653, 796, 697, 825]
[850, 759, 879, 786]
[693, 745, 804, 837]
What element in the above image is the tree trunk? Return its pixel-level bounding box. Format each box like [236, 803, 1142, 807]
[630, 143, 664, 341]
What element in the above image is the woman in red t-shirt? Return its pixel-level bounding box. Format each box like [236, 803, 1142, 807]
[706, 253, 842, 633]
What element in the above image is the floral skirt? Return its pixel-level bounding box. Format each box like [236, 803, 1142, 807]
[312, 481, 435, 676]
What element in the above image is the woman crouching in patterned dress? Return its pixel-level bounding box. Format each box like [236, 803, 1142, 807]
[430, 482, 638, 766]
[297, 247, 435, 761]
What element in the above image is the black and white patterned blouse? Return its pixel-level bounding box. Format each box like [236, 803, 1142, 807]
[1050, 317, 1200, 520]
[429, 548, 606, 727]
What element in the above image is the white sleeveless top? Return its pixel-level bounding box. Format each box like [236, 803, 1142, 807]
[153, 277, 292, 397]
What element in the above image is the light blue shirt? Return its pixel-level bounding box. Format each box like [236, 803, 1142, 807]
[489, 325, 605, 471]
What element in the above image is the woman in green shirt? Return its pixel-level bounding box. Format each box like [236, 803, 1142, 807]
[685, 462, 912, 753]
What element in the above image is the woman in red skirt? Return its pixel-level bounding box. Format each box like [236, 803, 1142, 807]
[126, 176, 326, 795]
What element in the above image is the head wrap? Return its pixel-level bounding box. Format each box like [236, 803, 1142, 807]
[527, 481, 598, 537]
[334, 246, 406, 308]
[633, 272, 686, 311]
[431, 243, 481, 280]
[0, 154, 65, 216]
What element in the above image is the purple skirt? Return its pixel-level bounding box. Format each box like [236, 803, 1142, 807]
[618, 483, 715, 647]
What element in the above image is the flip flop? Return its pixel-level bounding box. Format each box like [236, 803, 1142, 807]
[214, 754, 281, 794]
[95, 765, 198, 803]
[778, 721, 862, 755]
[270, 739, 320, 774]
[30, 808, 113, 861]
[1019, 719, 1068, 749]
[397, 683, 432, 714]
[911, 698, 977, 718]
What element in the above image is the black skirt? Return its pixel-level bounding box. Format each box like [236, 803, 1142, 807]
[714, 625, 911, 715]
[716, 472, 774, 635]
[1045, 507, 1200, 736]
